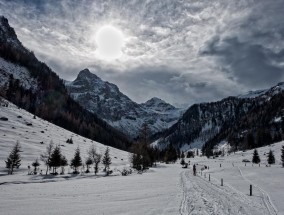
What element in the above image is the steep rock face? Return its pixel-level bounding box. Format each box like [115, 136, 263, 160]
[0, 16, 37, 90]
[140, 97, 177, 112]
[156, 82, 284, 151]
[65, 70, 183, 138]
[66, 69, 143, 122]
[0, 16, 24, 49]
[157, 97, 252, 150]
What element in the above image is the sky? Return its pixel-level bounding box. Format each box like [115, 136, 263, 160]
[0, 0, 284, 107]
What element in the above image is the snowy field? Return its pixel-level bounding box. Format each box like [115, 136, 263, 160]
[0, 101, 130, 175]
[187, 143, 284, 215]
[1, 101, 284, 214]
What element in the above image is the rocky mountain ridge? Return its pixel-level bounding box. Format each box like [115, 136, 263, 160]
[65, 69, 183, 138]
[155, 82, 284, 153]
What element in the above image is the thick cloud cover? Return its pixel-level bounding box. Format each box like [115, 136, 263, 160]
[0, 0, 284, 106]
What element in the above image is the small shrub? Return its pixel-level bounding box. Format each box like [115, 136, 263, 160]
[66, 138, 73, 144]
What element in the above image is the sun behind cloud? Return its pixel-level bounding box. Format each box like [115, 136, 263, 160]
[95, 25, 125, 60]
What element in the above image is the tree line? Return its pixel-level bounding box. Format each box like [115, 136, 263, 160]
[5, 141, 112, 176]
[252, 147, 284, 167]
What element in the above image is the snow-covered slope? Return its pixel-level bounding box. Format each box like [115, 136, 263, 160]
[65, 69, 183, 138]
[0, 57, 37, 90]
[0, 16, 37, 91]
[238, 82, 284, 99]
[0, 99, 130, 176]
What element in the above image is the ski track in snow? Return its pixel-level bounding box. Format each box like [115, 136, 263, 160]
[179, 169, 273, 215]
[237, 167, 278, 215]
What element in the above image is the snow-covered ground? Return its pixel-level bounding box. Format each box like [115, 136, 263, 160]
[190, 143, 284, 215]
[1, 100, 284, 215]
[0, 100, 130, 176]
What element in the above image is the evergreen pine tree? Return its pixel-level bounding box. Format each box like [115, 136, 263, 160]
[71, 147, 82, 174]
[49, 145, 62, 174]
[5, 141, 21, 175]
[252, 149, 261, 164]
[267, 150, 275, 166]
[102, 147, 112, 175]
[281, 146, 284, 168]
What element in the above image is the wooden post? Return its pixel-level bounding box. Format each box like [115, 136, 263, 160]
[250, 185, 252, 196]
[220, 164, 221, 167]
[209, 174, 210, 181]
[221, 178, 223, 186]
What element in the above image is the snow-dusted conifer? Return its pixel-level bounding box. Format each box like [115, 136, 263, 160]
[252, 149, 260, 164]
[5, 141, 21, 174]
[71, 147, 82, 174]
[267, 150, 275, 166]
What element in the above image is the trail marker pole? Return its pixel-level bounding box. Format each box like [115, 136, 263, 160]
[250, 185, 252, 196]
[209, 174, 210, 181]
[221, 178, 223, 186]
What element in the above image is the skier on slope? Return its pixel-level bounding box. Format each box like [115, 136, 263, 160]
[193, 164, 196, 176]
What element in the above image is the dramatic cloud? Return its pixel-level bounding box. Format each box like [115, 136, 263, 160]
[0, 0, 283, 106]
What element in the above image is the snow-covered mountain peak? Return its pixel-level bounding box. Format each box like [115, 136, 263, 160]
[0, 16, 23, 50]
[77, 68, 100, 80]
[142, 97, 176, 112]
[65, 69, 183, 138]
[66, 68, 121, 95]
[238, 81, 284, 99]
[144, 97, 165, 105]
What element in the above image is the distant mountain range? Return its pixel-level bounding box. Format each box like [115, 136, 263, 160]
[65, 69, 183, 139]
[155, 82, 284, 154]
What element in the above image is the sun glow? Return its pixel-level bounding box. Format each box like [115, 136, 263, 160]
[95, 25, 125, 60]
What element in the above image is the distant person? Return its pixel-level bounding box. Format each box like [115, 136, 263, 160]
[193, 164, 196, 176]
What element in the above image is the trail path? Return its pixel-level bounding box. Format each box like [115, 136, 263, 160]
[179, 169, 274, 215]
